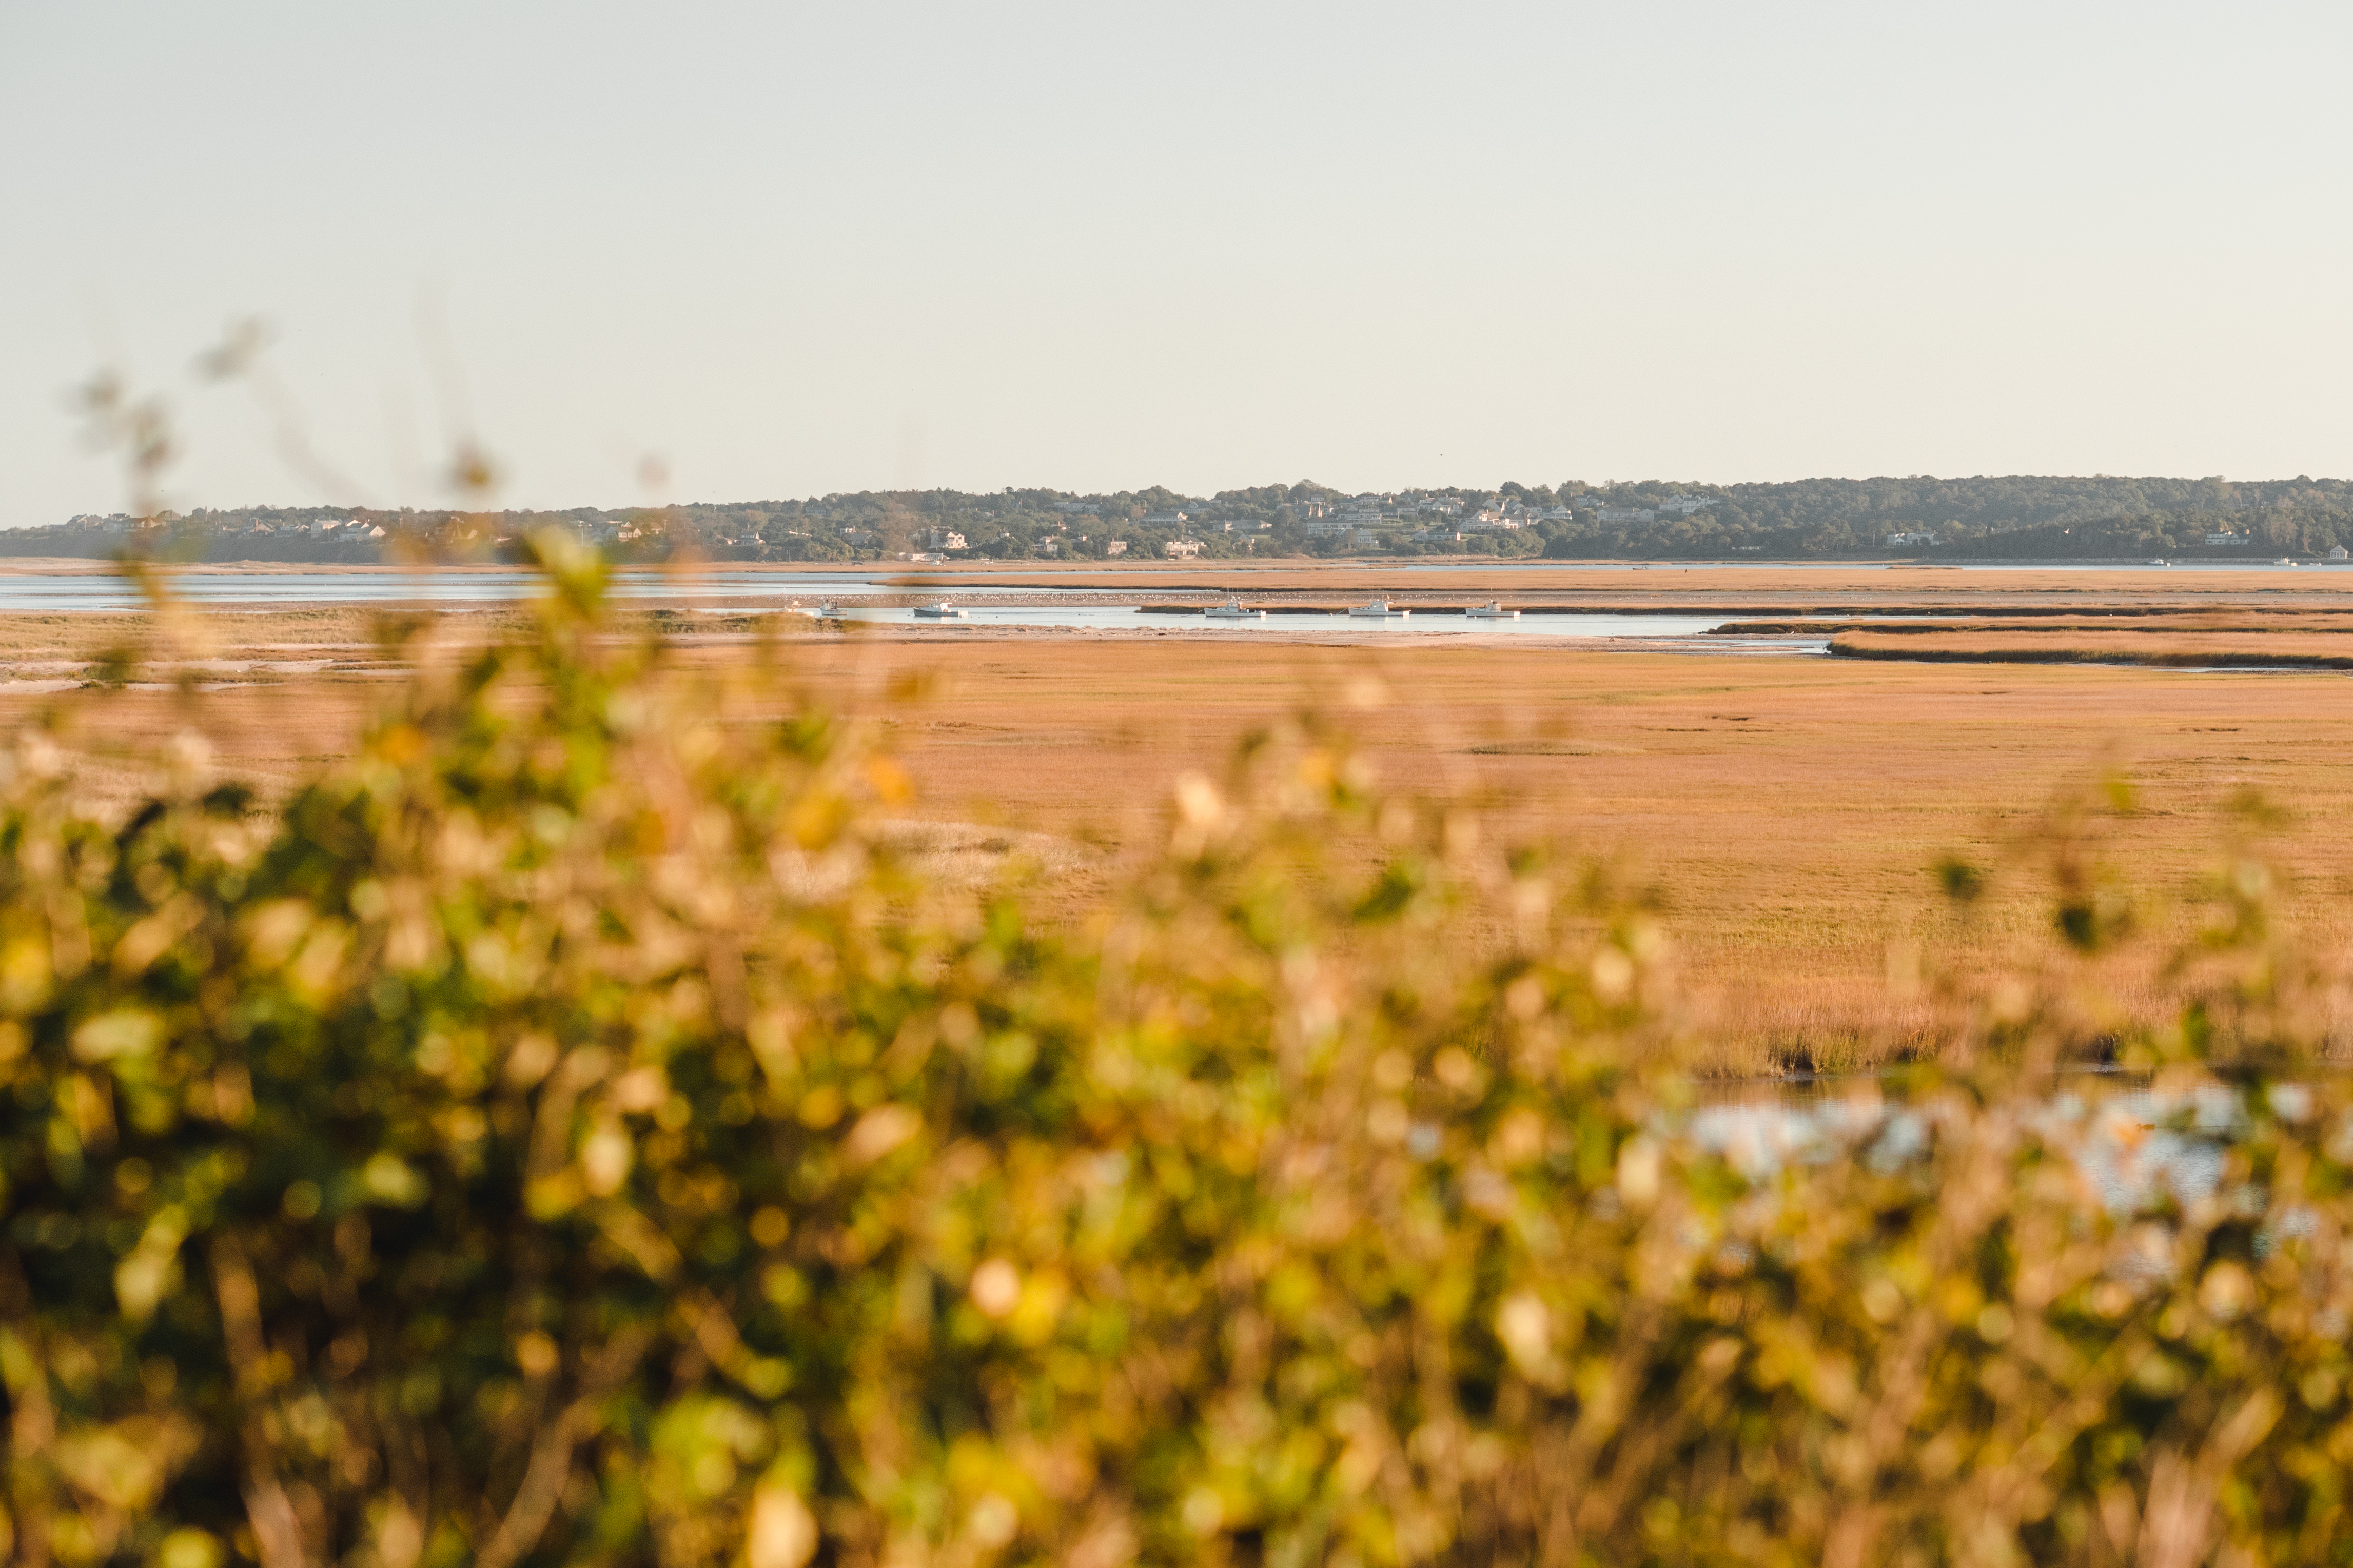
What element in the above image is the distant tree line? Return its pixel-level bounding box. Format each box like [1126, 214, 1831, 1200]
[9, 475, 2351, 563]
[1526, 477, 2353, 560]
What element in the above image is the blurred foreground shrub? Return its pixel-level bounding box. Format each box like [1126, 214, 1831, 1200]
[2, 546, 2350, 1568]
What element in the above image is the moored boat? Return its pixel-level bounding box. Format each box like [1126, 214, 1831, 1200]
[1464, 601, 1519, 620]
[913, 601, 966, 619]
[1347, 598, 1407, 618]
[1205, 597, 1263, 619]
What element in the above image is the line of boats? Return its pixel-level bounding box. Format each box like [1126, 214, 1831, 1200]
[788, 600, 960, 618]
[1225, 597, 1521, 619]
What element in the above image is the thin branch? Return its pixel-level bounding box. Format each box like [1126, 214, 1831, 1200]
[474, 1324, 654, 1568]
[211, 1236, 309, 1568]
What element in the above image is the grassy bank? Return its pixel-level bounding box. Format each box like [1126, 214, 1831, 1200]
[1830, 629, 2353, 670]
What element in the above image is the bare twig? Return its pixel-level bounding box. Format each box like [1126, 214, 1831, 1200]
[474, 1324, 654, 1568]
[212, 1236, 309, 1568]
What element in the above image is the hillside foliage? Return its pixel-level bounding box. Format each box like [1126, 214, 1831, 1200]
[12, 476, 2352, 564]
[3, 544, 2353, 1567]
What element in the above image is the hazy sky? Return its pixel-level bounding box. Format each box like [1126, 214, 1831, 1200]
[4, 1, 2349, 520]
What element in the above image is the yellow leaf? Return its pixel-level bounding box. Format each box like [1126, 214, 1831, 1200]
[72, 1009, 160, 1064]
[843, 1104, 920, 1165]
[748, 1482, 818, 1568]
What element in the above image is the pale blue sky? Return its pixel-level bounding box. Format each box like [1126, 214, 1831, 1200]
[3, 1, 2348, 520]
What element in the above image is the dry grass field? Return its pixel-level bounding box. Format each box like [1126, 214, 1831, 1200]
[1826, 621, 2353, 670]
[7, 584, 2349, 1076]
[769, 635, 2353, 1074]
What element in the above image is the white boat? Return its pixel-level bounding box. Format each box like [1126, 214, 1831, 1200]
[1347, 598, 1408, 618]
[2276, 558, 2296, 567]
[1465, 601, 1519, 620]
[912, 601, 966, 619]
[1204, 597, 1263, 620]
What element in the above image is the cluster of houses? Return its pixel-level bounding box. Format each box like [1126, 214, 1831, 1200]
[1292, 491, 1719, 547]
[874, 489, 1736, 561]
[1594, 498, 1717, 524]
[1880, 528, 2351, 555]
[1302, 493, 1567, 543]
[34, 488, 1726, 563]
[54, 512, 391, 540]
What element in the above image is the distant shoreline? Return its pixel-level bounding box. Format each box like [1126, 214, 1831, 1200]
[2, 555, 2349, 577]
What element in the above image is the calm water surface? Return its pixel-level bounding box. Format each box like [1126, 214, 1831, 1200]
[0, 571, 1806, 638]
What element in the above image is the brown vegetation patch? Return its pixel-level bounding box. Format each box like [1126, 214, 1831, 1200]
[1830, 628, 2353, 669]
[9, 605, 2351, 1070]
